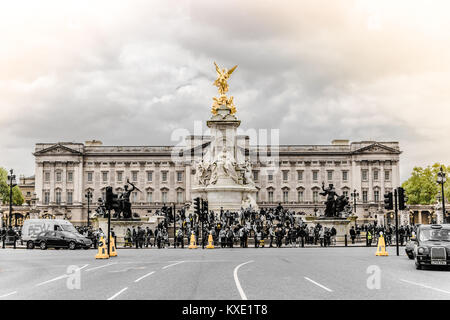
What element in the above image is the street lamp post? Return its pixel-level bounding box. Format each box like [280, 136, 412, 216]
[7, 170, 17, 228]
[351, 189, 359, 228]
[85, 190, 93, 228]
[436, 167, 447, 223]
[173, 202, 176, 248]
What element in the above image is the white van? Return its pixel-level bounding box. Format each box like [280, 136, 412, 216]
[22, 219, 81, 249]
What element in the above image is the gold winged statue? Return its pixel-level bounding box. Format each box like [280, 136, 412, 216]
[212, 62, 238, 115]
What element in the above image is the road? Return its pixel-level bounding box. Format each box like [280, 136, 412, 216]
[0, 246, 449, 300]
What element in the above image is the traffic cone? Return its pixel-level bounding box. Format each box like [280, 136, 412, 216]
[188, 233, 197, 249]
[109, 236, 117, 257]
[95, 236, 110, 259]
[206, 234, 214, 249]
[375, 234, 389, 256]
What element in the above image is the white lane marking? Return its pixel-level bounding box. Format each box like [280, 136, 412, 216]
[0, 291, 17, 298]
[134, 271, 155, 283]
[400, 279, 450, 295]
[35, 264, 89, 287]
[304, 277, 333, 292]
[86, 262, 117, 272]
[107, 287, 128, 300]
[162, 261, 185, 269]
[233, 260, 254, 300]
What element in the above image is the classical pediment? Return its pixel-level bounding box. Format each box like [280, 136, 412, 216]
[34, 143, 83, 156]
[352, 143, 400, 155]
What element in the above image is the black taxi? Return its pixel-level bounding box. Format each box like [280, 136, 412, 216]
[413, 224, 450, 270]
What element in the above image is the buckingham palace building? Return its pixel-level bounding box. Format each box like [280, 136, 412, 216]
[33, 137, 401, 226]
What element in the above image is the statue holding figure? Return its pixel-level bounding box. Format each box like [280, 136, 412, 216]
[119, 179, 141, 219]
[320, 182, 338, 217]
[221, 147, 239, 183]
[195, 160, 210, 186]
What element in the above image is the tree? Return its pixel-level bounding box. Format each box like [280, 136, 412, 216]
[0, 168, 24, 206]
[402, 163, 449, 205]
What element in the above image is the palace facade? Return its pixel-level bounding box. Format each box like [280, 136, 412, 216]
[33, 138, 401, 225]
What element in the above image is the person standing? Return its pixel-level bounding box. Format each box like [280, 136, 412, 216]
[350, 226, 356, 244]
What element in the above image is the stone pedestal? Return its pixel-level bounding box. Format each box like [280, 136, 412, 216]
[304, 216, 354, 241]
[93, 215, 164, 246]
[192, 103, 257, 212]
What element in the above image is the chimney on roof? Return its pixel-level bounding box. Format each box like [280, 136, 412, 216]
[85, 140, 103, 146]
[332, 139, 349, 145]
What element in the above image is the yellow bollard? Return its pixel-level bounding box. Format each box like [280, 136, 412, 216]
[109, 236, 117, 257]
[375, 233, 389, 256]
[188, 233, 197, 249]
[206, 234, 214, 249]
[95, 236, 110, 259]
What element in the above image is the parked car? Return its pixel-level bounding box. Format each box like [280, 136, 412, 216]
[22, 219, 82, 249]
[412, 224, 450, 270]
[34, 230, 92, 250]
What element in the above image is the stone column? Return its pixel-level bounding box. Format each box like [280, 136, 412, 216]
[49, 162, 55, 203]
[368, 161, 373, 202]
[185, 163, 191, 202]
[418, 210, 422, 224]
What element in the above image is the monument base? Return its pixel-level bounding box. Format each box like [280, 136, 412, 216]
[93, 216, 165, 246]
[304, 216, 355, 241]
[192, 184, 258, 212]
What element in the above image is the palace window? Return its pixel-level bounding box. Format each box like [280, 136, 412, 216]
[268, 191, 274, 202]
[177, 172, 183, 182]
[44, 191, 50, 205]
[374, 190, 380, 202]
[147, 171, 153, 182]
[298, 191, 304, 203]
[67, 191, 73, 205]
[102, 172, 108, 183]
[385, 170, 391, 181]
[312, 171, 318, 181]
[361, 170, 368, 181]
[56, 172, 62, 182]
[283, 190, 289, 202]
[161, 191, 168, 203]
[132, 171, 138, 182]
[55, 190, 61, 204]
[268, 172, 273, 182]
[297, 171, 303, 181]
[44, 172, 50, 182]
[67, 172, 73, 182]
[362, 190, 368, 203]
[282, 171, 289, 181]
[132, 192, 138, 203]
[373, 170, 379, 181]
[327, 170, 333, 181]
[147, 192, 153, 203]
[161, 171, 168, 182]
[177, 191, 183, 203]
[253, 171, 259, 181]
[87, 172, 93, 183]
[117, 172, 123, 182]
[342, 171, 348, 181]
[313, 191, 319, 203]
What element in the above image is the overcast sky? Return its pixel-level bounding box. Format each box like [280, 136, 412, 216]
[1, 0, 449, 182]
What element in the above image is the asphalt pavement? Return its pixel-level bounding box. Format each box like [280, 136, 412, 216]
[0, 246, 449, 300]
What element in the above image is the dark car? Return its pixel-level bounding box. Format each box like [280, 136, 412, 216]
[405, 240, 415, 259]
[34, 230, 92, 250]
[412, 224, 450, 270]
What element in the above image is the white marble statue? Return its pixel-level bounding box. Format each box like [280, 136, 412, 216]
[195, 160, 210, 186]
[243, 159, 254, 186]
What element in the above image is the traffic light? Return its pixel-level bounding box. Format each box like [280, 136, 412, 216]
[203, 200, 208, 215]
[193, 197, 201, 215]
[398, 187, 407, 210]
[384, 192, 393, 210]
